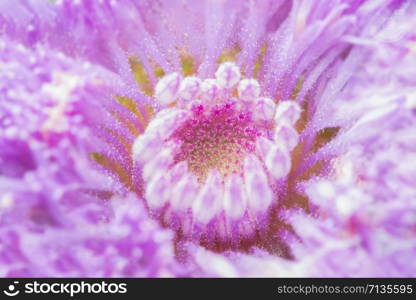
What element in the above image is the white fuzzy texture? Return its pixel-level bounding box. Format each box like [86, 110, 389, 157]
[274, 124, 299, 151]
[132, 133, 162, 164]
[237, 78, 260, 101]
[223, 174, 247, 220]
[171, 172, 199, 211]
[253, 97, 276, 121]
[265, 145, 291, 180]
[215, 62, 241, 88]
[200, 78, 221, 102]
[192, 170, 223, 223]
[244, 155, 273, 212]
[154, 72, 181, 106]
[179, 76, 201, 102]
[274, 101, 301, 125]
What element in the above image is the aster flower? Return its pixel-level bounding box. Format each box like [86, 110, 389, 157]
[133, 61, 301, 248]
[0, 0, 415, 277]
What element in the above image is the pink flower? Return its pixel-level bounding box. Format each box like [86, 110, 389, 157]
[0, 0, 415, 277]
[133, 61, 300, 246]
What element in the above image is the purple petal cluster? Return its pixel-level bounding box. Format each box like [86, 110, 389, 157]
[287, 6, 416, 277]
[0, 40, 175, 277]
[0, 0, 415, 277]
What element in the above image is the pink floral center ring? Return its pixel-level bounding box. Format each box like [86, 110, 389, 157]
[132, 62, 301, 246]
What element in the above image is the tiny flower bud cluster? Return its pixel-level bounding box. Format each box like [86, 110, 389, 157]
[133, 62, 302, 246]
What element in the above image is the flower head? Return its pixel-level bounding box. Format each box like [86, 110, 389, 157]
[133, 61, 301, 247]
[0, 0, 415, 277]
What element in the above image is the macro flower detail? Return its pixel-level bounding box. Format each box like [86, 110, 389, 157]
[0, 38, 176, 277]
[1, 0, 415, 278]
[132, 62, 301, 245]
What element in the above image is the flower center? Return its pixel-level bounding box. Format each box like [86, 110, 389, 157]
[171, 103, 265, 183]
[131, 62, 302, 248]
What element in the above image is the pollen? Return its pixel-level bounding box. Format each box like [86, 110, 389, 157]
[171, 103, 265, 182]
